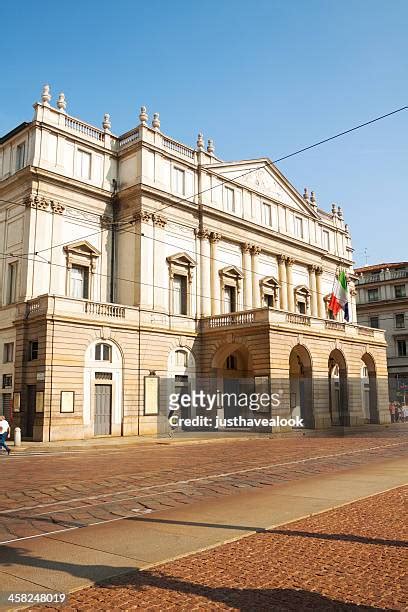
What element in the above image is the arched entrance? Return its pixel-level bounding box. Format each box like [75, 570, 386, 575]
[211, 343, 255, 427]
[328, 349, 349, 426]
[167, 347, 196, 429]
[289, 345, 314, 428]
[84, 339, 123, 437]
[361, 353, 378, 424]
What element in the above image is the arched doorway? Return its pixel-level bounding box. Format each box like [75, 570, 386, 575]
[289, 345, 314, 428]
[361, 353, 378, 424]
[328, 349, 348, 426]
[84, 339, 123, 437]
[211, 343, 254, 427]
[167, 347, 196, 429]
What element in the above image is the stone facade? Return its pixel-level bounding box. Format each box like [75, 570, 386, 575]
[355, 262, 408, 402]
[0, 85, 389, 440]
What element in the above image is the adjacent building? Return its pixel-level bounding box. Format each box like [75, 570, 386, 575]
[355, 262, 408, 403]
[0, 85, 389, 441]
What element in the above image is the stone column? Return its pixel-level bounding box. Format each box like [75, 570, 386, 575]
[198, 229, 211, 317]
[241, 242, 253, 310]
[286, 257, 295, 312]
[278, 255, 288, 310]
[210, 232, 221, 315]
[251, 245, 261, 308]
[152, 215, 167, 312]
[308, 265, 318, 317]
[135, 211, 154, 309]
[315, 266, 324, 318]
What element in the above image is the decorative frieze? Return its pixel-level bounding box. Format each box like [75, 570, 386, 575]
[24, 194, 65, 214]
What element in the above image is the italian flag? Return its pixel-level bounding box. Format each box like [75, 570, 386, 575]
[328, 270, 349, 321]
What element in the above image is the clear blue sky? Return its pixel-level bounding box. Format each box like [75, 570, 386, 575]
[1, 0, 407, 267]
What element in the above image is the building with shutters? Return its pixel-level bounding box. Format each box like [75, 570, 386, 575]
[355, 262, 408, 403]
[0, 85, 390, 441]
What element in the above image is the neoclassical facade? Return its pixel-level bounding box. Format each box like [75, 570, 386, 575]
[355, 262, 408, 401]
[0, 86, 389, 440]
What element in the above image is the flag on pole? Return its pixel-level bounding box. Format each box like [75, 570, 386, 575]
[328, 270, 349, 321]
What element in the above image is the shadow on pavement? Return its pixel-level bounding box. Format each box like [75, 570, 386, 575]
[0, 545, 391, 610]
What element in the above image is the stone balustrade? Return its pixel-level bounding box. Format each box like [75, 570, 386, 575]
[17, 297, 386, 343]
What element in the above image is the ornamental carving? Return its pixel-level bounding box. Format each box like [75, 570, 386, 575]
[50, 201, 65, 215]
[241, 242, 253, 254]
[133, 211, 152, 223]
[152, 214, 167, 228]
[251, 245, 261, 256]
[209, 231, 222, 244]
[237, 168, 292, 206]
[195, 228, 210, 240]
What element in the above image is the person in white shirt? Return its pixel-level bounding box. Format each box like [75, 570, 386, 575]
[0, 416, 11, 455]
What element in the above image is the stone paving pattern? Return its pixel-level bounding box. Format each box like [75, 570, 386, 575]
[1, 433, 408, 544]
[31, 486, 407, 611]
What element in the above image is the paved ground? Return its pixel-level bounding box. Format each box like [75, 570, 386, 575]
[30, 485, 407, 611]
[0, 430, 407, 545]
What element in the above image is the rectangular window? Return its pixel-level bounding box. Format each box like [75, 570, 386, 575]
[297, 301, 306, 315]
[294, 216, 303, 238]
[70, 265, 89, 299]
[264, 294, 274, 308]
[395, 313, 405, 329]
[225, 187, 235, 212]
[370, 316, 379, 329]
[367, 288, 379, 302]
[173, 274, 188, 315]
[394, 285, 406, 298]
[29, 340, 38, 361]
[262, 203, 272, 226]
[397, 340, 407, 357]
[173, 167, 185, 195]
[77, 149, 91, 179]
[16, 143, 25, 171]
[2, 374, 12, 389]
[3, 342, 14, 363]
[322, 230, 330, 251]
[224, 285, 237, 313]
[7, 262, 18, 304]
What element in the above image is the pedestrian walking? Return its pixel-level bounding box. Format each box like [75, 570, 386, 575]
[389, 402, 396, 423]
[0, 415, 11, 455]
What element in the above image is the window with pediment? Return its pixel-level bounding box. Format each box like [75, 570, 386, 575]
[219, 266, 243, 313]
[63, 241, 101, 300]
[294, 285, 311, 315]
[167, 253, 196, 316]
[260, 276, 280, 309]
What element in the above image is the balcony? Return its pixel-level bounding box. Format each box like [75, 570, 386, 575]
[201, 307, 386, 342]
[20, 295, 197, 333]
[16, 297, 386, 343]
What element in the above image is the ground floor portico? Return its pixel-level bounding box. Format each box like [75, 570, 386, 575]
[4, 298, 390, 441]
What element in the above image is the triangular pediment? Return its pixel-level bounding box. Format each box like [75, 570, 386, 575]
[167, 252, 196, 267]
[262, 275, 280, 287]
[295, 284, 311, 295]
[220, 265, 244, 279]
[204, 158, 319, 218]
[63, 240, 101, 257]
